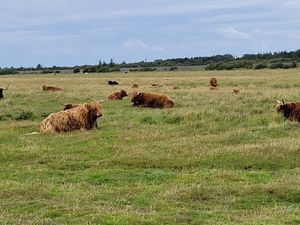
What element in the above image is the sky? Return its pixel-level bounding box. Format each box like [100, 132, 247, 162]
[0, 0, 299, 67]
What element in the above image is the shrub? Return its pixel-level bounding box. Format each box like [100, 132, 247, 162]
[14, 111, 34, 120]
[269, 63, 283, 69]
[254, 63, 267, 69]
[73, 68, 80, 73]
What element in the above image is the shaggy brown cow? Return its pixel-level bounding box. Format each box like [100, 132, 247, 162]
[232, 88, 240, 95]
[130, 90, 174, 108]
[0, 84, 9, 99]
[132, 83, 139, 88]
[40, 101, 102, 133]
[42, 85, 62, 91]
[275, 99, 300, 122]
[107, 89, 128, 100]
[209, 77, 218, 89]
[63, 103, 81, 110]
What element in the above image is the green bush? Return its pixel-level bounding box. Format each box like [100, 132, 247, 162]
[254, 64, 267, 69]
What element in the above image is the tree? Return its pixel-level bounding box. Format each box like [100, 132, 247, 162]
[36, 64, 42, 70]
[109, 58, 114, 68]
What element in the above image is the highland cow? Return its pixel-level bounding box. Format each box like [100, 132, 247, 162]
[130, 90, 174, 108]
[275, 99, 300, 122]
[42, 85, 62, 91]
[63, 103, 81, 111]
[107, 89, 128, 100]
[132, 83, 139, 88]
[232, 88, 240, 95]
[0, 84, 9, 99]
[108, 80, 119, 85]
[40, 101, 102, 133]
[209, 77, 218, 89]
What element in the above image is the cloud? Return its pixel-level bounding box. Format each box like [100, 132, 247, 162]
[217, 27, 252, 40]
[122, 39, 164, 52]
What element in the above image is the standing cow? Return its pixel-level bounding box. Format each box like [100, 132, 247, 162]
[275, 99, 300, 122]
[209, 77, 218, 90]
[0, 84, 9, 99]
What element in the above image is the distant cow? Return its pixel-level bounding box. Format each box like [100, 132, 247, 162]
[107, 89, 128, 100]
[232, 88, 240, 95]
[108, 80, 119, 85]
[130, 90, 174, 108]
[132, 83, 139, 88]
[173, 86, 180, 90]
[40, 101, 102, 133]
[42, 85, 62, 91]
[151, 83, 161, 87]
[209, 77, 218, 89]
[0, 84, 9, 99]
[63, 103, 81, 111]
[275, 99, 300, 122]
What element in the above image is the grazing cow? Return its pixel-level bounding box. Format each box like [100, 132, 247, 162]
[63, 103, 81, 111]
[232, 88, 240, 95]
[275, 99, 300, 122]
[132, 83, 139, 88]
[40, 101, 102, 133]
[42, 85, 62, 91]
[107, 89, 128, 100]
[209, 77, 218, 89]
[0, 84, 9, 99]
[108, 80, 119, 85]
[173, 86, 180, 90]
[130, 90, 174, 108]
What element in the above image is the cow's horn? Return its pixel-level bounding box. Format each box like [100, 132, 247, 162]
[3, 84, 9, 90]
[282, 99, 285, 105]
[275, 99, 282, 104]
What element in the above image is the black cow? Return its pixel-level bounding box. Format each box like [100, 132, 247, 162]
[0, 85, 9, 99]
[108, 80, 119, 85]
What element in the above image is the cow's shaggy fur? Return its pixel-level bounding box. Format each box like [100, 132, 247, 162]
[130, 90, 174, 108]
[42, 85, 62, 91]
[209, 77, 218, 89]
[40, 101, 102, 133]
[275, 100, 300, 122]
[107, 89, 128, 100]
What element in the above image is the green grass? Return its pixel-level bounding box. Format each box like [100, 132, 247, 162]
[0, 70, 299, 224]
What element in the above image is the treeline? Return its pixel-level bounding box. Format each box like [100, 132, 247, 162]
[1, 49, 300, 75]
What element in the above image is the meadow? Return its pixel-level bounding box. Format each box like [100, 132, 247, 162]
[0, 69, 299, 224]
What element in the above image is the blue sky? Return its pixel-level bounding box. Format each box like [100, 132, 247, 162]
[0, 0, 299, 67]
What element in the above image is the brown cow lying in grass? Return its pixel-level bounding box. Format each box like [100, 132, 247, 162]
[275, 99, 300, 122]
[107, 89, 128, 100]
[132, 83, 139, 88]
[130, 90, 174, 108]
[42, 85, 62, 91]
[40, 101, 102, 133]
[63, 103, 81, 110]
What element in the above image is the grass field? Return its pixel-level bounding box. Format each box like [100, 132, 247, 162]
[0, 69, 299, 224]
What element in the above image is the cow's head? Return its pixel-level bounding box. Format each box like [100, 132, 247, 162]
[120, 89, 128, 98]
[130, 91, 143, 102]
